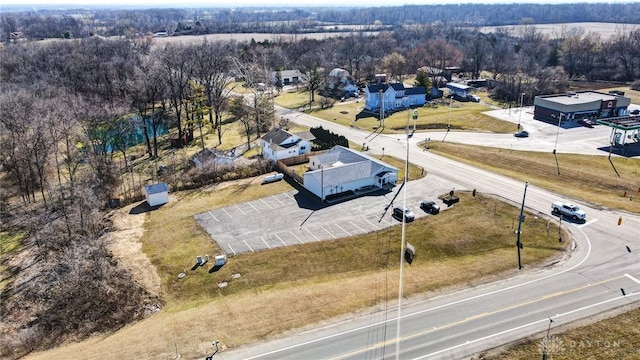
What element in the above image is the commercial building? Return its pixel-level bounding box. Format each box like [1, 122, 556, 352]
[533, 90, 632, 123]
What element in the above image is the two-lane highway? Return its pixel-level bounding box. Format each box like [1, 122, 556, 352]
[216, 106, 639, 359]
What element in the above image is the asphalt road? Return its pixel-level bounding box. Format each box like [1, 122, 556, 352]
[215, 105, 640, 360]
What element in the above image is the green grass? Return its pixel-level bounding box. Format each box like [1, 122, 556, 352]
[423, 142, 640, 213]
[0, 231, 24, 292]
[273, 88, 312, 108]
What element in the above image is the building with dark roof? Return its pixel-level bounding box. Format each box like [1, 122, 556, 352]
[261, 128, 315, 163]
[534, 90, 632, 123]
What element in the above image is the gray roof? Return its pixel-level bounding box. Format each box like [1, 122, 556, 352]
[309, 146, 398, 186]
[262, 128, 294, 145]
[293, 130, 316, 141]
[145, 182, 168, 194]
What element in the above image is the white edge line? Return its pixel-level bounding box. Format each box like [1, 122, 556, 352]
[625, 273, 640, 285]
[237, 226, 594, 360]
[416, 292, 640, 359]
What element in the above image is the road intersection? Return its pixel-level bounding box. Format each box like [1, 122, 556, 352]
[217, 105, 640, 359]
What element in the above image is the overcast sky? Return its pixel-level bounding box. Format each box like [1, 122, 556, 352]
[1, 0, 603, 8]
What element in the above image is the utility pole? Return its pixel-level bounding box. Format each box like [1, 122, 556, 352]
[518, 92, 525, 130]
[516, 182, 528, 269]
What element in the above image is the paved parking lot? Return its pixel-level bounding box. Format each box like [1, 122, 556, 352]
[195, 175, 460, 255]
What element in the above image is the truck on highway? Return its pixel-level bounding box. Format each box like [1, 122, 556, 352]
[551, 201, 586, 221]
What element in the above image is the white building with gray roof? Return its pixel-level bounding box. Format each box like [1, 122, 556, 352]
[304, 146, 398, 201]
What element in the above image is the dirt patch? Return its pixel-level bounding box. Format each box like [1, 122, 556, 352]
[107, 203, 162, 298]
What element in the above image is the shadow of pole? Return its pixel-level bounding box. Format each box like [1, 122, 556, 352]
[553, 150, 560, 176]
[608, 146, 621, 177]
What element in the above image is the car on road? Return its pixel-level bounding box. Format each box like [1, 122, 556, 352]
[420, 200, 440, 214]
[578, 118, 594, 128]
[393, 206, 415, 222]
[514, 130, 529, 138]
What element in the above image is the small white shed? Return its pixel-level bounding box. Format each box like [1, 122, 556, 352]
[144, 182, 169, 207]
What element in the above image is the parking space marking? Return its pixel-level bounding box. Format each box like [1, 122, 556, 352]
[272, 195, 286, 205]
[227, 243, 237, 255]
[349, 221, 366, 233]
[274, 233, 288, 247]
[321, 225, 337, 238]
[222, 208, 233, 218]
[247, 202, 259, 211]
[235, 204, 247, 215]
[335, 224, 351, 236]
[208, 211, 218, 222]
[283, 192, 295, 201]
[305, 228, 320, 241]
[290, 231, 305, 244]
[261, 237, 271, 249]
[260, 198, 273, 209]
[364, 218, 382, 230]
[243, 240, 254, 252]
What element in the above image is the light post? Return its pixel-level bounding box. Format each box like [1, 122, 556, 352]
[542, 318, 553, 360]
[553, 112, 563, 175]
[518, 92, 525, 130]
[516, 182, 528, 270]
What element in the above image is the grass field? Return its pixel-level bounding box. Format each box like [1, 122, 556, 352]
[25, 187, 565, 360]
[423, 142, 640, 213]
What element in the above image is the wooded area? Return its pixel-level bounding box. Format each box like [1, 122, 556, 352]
[1, 4, 640, 358]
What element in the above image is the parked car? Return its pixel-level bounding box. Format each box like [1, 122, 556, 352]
[420, 200, 440, 214]
[631, 109, 640, 115]
[578, 118, 594, 128]
[393, 206, 415, 222]
[514, 130, 529, 138]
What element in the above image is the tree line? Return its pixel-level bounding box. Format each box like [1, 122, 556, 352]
[1, 19, 639, 357]
[2, 3, 640, 42]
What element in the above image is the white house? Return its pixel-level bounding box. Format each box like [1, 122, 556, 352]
[270, 70, 307, 86]
[326, 68, 359, 98]
[304, 146, 398, 201]
[261, 128, 315, 163]
[364, 83, 426, 113]
[144, 182, 169, 207]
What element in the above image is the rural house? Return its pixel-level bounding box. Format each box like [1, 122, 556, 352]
[261, 128, 315, 163]
[364, 83, 426, 113]
[304, 146, 398, 201]
[325, 68, 359, 98]
[270, 70, 307, 86]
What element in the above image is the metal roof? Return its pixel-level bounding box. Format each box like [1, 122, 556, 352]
[596, 115, 640, 131]
[145, 182, 169, 194]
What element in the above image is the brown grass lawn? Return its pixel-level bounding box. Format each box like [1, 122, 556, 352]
[25, 189, 565, 360]
[307, 96, 515, 134]
[424, 142, 640, 213]
[484, 305, 640, 360]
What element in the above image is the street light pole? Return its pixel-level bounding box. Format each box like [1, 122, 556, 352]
[516, 182, 528, 269]
[518, 93, 525, 130]
[553, 112, 563, 175]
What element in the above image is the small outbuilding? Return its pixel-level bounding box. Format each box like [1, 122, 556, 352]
[144, 182, 169, 207]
